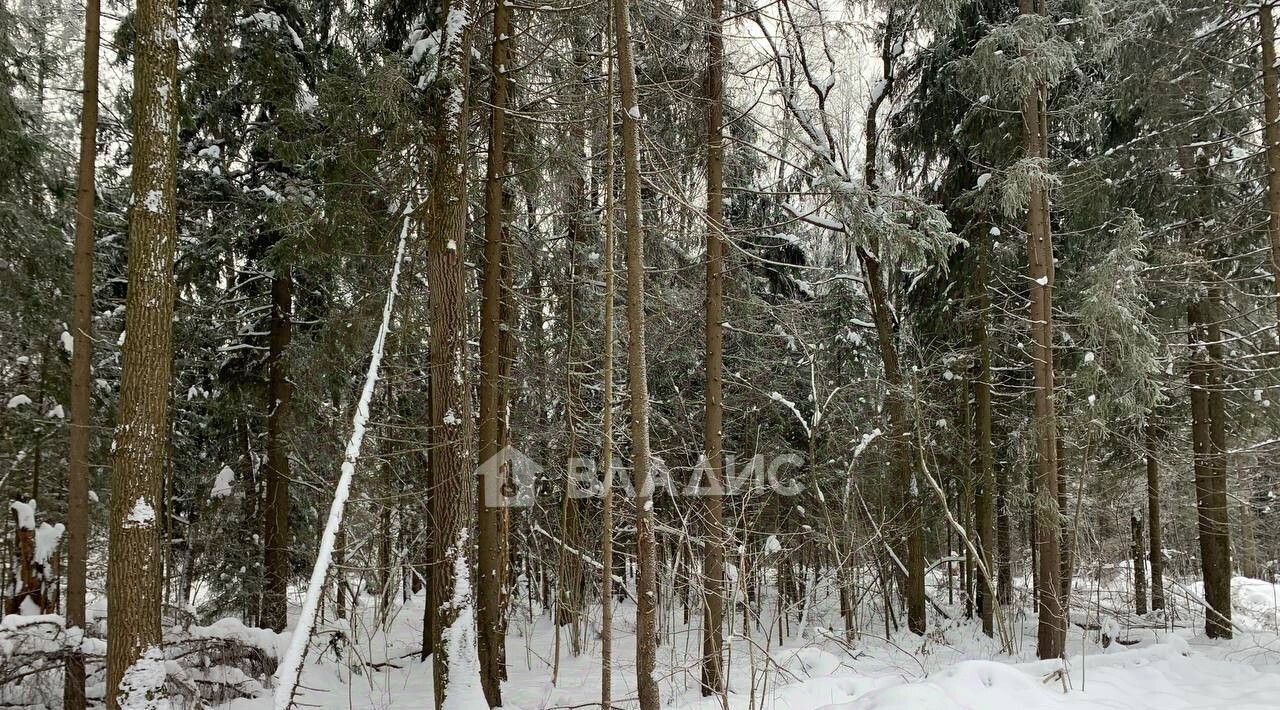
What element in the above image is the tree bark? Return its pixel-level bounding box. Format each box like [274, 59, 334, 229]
[1145, 422, 1164, 611]
[699, 0, 726, 694]
[973, 223, 996, 637]
[65, 0, 100, 699]
[1021, 0, 1064, 661]
[105, 0, 179, 697]
[997, 449, 1013, 606]
[1188, 296, 1233, 638]
[1260, 2, 1280, 325]
[418, 0, 478, 702]
[261, 267, 292, 632]
[612, 0, 658, 705]
[599, 25, 617, 708]
[858, 10, 925, 637]
[477, 0, 511, 701]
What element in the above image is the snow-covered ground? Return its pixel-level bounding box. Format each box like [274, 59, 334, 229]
[7, 570, 1280, 708]
[220, 573, 1280, 709]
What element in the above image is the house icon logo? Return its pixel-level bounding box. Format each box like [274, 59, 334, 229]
[476, 445, 541, 508]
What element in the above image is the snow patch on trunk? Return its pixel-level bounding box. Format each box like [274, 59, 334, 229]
[441, 528, 486, 710]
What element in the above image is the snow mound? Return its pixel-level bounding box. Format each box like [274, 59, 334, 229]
[188, 617, 290, 659]
[827, 681, 961, 709]
[836, 661, 1040, 709]
[779, 647, 845, 679]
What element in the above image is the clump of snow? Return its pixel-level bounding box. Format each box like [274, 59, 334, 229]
[142, 190, 163, 214]
[211, 466, 236, 498]
[188, 617, 290, 659]
[10, 499, 35, 529]
[116, 646, 171, 710]
[7, 394, 32, 409]
[33, 522, 64, 566]
[60, 330, 75, 354]
[124, 497, 156, 528]
[779, 647, 844, 679]
[764, 534, 782, 554]
[46, 404, 64, 419]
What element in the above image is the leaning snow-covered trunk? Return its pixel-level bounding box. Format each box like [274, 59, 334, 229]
[272, 215, 411, 710]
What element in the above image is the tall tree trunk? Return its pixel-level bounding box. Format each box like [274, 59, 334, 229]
[262, 267, 292, 632]
[1021, 0, 1064, 661]
[476, 0, 511, 701]
[1189, 295, 1233, 638]
[555, 161, 585, 674]
[858, 11, 924, 636]
[1260, 2, 1280, 325]
[64, 0, 100, 699]
[612, 0, 658, 705]
[699, 0, 726, 694]
[1145, 422, 1165, 611]
[973, 223, 996, 638]
[419, 0, 478, 702]
[599, 27, 617, 708]
[105, 0, 179, 698]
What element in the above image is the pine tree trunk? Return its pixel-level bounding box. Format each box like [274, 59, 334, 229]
[262, 267, 292, 632]
[973, 223, 996, 638]
[555, 134, 585, 669]
[599, 27, 617, 707]
[65, 0, 99, 699]
[1021, 0, 1064, 661]
[699, 0, 726, 694]
[1146, 422, 1165, 611]
[105, 0, 179, 697]
[420, 0, 477, 702]
[477, 0, 511, 700]
[612, 0, 658, 704]
[1188, 295, 1233, 638]
[1260, 3, 1280, 325]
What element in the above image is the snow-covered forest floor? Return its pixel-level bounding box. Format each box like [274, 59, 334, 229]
[213, 571, 1280, 709]
[9, 568, 1280, 708]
